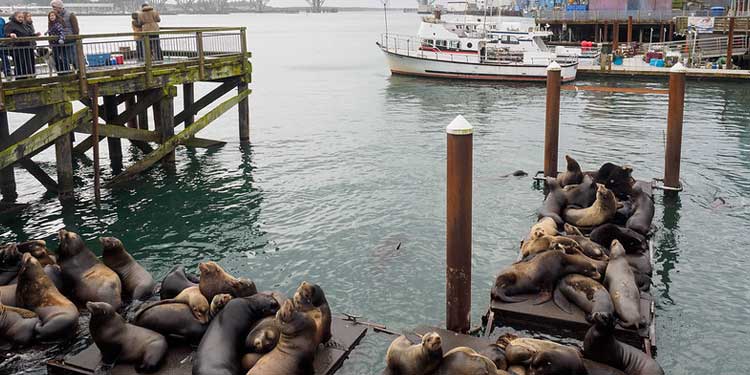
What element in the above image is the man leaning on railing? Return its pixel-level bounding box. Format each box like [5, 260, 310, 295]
[51, 0, 79, 74]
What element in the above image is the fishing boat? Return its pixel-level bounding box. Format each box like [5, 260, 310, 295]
[377, 13, 578, 82]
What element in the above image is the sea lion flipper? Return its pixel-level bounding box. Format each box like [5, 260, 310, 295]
[532, 291, 552, 305]
[492, 287, 528, 303]
[553, 287, 573, 314]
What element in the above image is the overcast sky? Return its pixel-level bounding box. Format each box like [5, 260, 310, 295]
[268, 0, 447, 7]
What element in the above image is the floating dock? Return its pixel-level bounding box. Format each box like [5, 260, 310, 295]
[578, 64, 750, 81]
[47, 316, 367, 375]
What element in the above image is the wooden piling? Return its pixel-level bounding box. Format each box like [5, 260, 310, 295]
[664, 63, 686, 191]
[137, 93, 150, 131]
[0, 112, 17, 202]
[727, 17, 735, 69]
[613, 21, 619, 52]
[154, 86, 176, 164]
[659, 22, 665, 43]
[54, 105, 74, 200]
[125, 96, 138, 129]
[627, 16, 633, 43]
[238, 80, 250, 143]
[446, 114, 473, 334]
[103, 96, 122, 171]
[544, 62, 561, 178]
[91, 86, 101, 202]
[183, 83, 195, 127]
[668, 22, 673, 41]
[603, 21, 608, 42]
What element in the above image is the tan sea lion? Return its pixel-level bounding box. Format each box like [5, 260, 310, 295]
[247, 299, 320, 375]
[100, 237, 156, 300]
[159, 265, 199, 299]
[557, 155, 583, 187]
[520, 231, 584, 259]
[434, 346, 507, 375]
[604, 240, 641, 329]
[198, 261, 257, 302]
[0, 290, 38, 346]
[385, 332, 443, 375]
[87, 301, 168, 372]
[15, 253, 78, 340]
[292, 281, 332, 345]
[137, 286, 209, 323]
[56, 229, 122, 309]
[210, 293, 233, 319]
[563, 184, 617, 227]
[133, 302, 207, 345]
[500, 335, 581, 366]
[245, 316, 279, 353]
[527, 217, 558, 239]
[509, 365, 527, 375]
[553, 274, 614, 320]
[491, 249, 601, 303]
[527, 348, 587, 375]
[17, 240, 56, 266]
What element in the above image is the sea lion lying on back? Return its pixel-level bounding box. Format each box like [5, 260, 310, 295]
[520, 230, 584, 259]
[584, 312, 664, 375]
[101, 237, 156, 300]
[563, 184, 617, 227]
[385, 332, 443, 375]
[557, 155, 583, 187]
[538, 178, 567, 228]
[198, 261, 257, 302]
[491, 249, 600, 303]
[499, 335, 581, 366]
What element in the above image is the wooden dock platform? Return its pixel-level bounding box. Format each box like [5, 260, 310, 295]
[47, 316, 367, 375]
[0, 27, 251, 208]
[578, 64, 750, 81]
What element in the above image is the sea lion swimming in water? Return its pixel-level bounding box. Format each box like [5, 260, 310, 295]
[584, 312, 664, 375]
[491, 249, 601, 303]
[56, 229, 122, 309]
[563, 184, 617, 228]
[0, 290, 38, 346]
[385, 332, 443, 375]
[101, 237, 156, 301]
[553, 274, 615, 320]
[198, 261, 257, 302]
[159, 265, 199, 299]
[604, 241, 641, 329]
[557, 155, 583, 187]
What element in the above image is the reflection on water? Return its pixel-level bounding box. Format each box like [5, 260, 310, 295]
[656, 193, 681, 305]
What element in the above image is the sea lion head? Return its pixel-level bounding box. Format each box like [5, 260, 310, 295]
[561, 248, 601, 280]
[17, 240, 49, 258]
[590, 311, 617, 333]
[276, 299, 315, 337]
[252, 327, 278, 353]
[564, 155, 580, 172]
[610, 240, 626, 258]
[528, 349, 585, 375]
[86, 301, 116, 318]
[99, 236, 124, 254]
[421, 332, 443, 355]
[293, 281, 326, 308]
[0, 243, 22, 270]
[232, 277, 257, 297]
[57, 229, 86, 258]
[198, 261, 221, 276]
[192, 301, 210, 324]
[19, 252, 43, 279]
[210, 293, 232, 319]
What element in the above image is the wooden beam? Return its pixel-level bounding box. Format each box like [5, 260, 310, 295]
[18, 158, 59, 193]
[0, 106, 58, 150]
[79, 98, 105, 119]
[104, 96, 123, 170]
[174, 78, 239, 126]
[183, 83, 195, 127]
[108, 89, 250, 187]
[183, 137, 226, 149]
[72, 135, 103, 156]
[112, 89, 164, 126]
[76, 122, 161, 143]
[0, 108, 90, 170]
[153, 89, 176, 164]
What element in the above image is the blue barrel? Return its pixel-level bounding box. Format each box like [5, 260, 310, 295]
[613, 55, 624, 65]
[710, 7, 725, 16]
[654, 59, 665, 67]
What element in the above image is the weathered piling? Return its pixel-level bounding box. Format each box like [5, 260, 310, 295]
[91, 86, 101, 202]
[446, 114, 473, 334]
[53, 104, 75, 200]
[103, 96, 122, 171]
[238, 80, 250, 143]
[183, 83, 195, 127]
[627, 16, 633, 43]
[544, 62, 561, 178]
[613, 21, 619, 51]
[727, 17, 735, 69]
[0, 112, 16, 202]
[664, 63, 687, 190]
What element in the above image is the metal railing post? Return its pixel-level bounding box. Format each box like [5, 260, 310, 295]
[144, 35, 152, 86]
[196, 31, 205, 80]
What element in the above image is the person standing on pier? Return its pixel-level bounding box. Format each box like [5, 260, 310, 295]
[0, 16, 11, 77]
[50, 0, 79, 74]
[4, 11, 36, 78]
[137, 3, 162, 61]
[46, 11, 66, 73]
[131, 12, 144, 61]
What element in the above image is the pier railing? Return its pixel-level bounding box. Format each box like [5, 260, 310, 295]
[536, 9, 725, 22]
[0, 27, 246, 82]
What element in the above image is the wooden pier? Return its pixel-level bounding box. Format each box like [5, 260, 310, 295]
[0, 27, 251, 208]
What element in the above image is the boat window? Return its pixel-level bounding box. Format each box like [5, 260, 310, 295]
[422, 39, 434, 47]
[457, 24, 464, 29]
[436, 40, 448, 48]
[449, 40, 460, 49]
[500, 36, 520, 45]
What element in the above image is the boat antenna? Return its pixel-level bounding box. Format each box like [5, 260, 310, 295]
[381, 0, 389, 47]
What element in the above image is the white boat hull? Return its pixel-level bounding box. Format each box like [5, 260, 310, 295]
[380, 48, 578, 82]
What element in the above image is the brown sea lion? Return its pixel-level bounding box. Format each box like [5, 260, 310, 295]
[434, 346, 506, 375]
[583, 359, 628, 375]
[527, 348, 587, 375]
[159, 264, 199, 299]
[17, 240, 56, 266]
[604, 241, 641, 329]
[479, 343, 508, 370]
[508, 365, 527, 375]
[563, 223, 583, 236]
[133, 302, 207, 345]
[563, 184, 617, 227]
[56, 229, 122, 309]
[527, 217, 558, 239]
[0, 243, 22, 285]
[626, 253, 653, 291]
[501, 335, 581, 366]
[491, 249, 601, 303]
[210, 293, 233, 319]
[100, 237, 156, 301]
[553, 274, 614, 320]
[557, 155, 583, 187]
[43, 264, 65, 292]
[198, 261, 257, 302]
[245, 316, 279, 353]
[241, 353, 264, 372]
[538, 178, 567, 228]
[292, 281, 332, 345]
[0, 290, 38, 346]
[563, 174, 597, 208]
[138, 286, 209, 323]
[15, 253, 78, 340]
[3, 264, 67, 306]
[247, 299, 319, 375]
[87, 301, 168, 372]
[590, 224, 646, 254]
[520, 230, 583, 259]
[0, 283, 16, 306]
[584, 312, 664, 375]
[626, 184, 655, 236]
[385, 332, 443, 375]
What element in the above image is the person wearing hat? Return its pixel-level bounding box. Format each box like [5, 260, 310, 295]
[50, 0, 79, 73]
[137, 2, 162, 60]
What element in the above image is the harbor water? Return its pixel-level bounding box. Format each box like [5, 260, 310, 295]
[2, 12, 749, 374]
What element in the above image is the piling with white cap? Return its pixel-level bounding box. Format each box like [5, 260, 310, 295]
[544, 62, 562, 178]
[446, 114, 472, 334]
[664, 62, 686, 191]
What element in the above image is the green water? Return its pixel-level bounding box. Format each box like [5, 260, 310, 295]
[2, 12, 750, 374]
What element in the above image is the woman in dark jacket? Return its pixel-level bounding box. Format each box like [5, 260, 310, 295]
[4, 11, 36, 78]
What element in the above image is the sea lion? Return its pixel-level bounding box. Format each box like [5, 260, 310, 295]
[0, 283, 16, 306]
[434, 346, 505, 375]
[491, 249, 601, 303]
[557, 155, 583, 187]
[553, 274, 614, 320]
[560, 234, 608, 260]
[626, 185, 655, 236]
[538, 178, 567, 228]
[563, 175, 597, 208]
[245, 316, 279, 354]
[292, 281, 332, 345]
[527, 348, 587, 375]
[626, 253, 653, 291]
[159, 264, 199, 299]
[43, 264, 65, 292]
[604, 241, 641, 329]
[501, 335, 581, 366]
[563, 184, 617, 227]
[527, 217, 558, 238]
[100, 237, 156, 300]
[138, 286, 209, 323]
[385, 332, 443, 375]
[241, 353, 264, 372]
[584, 312, 664, 375]
[15, 253, 78, 340]
[590, 224, 646, 254]
[198, 261, 257, 302]
[0, 291, 38, 346]
[563, 223, 583, 236]
[613, 199, 635, 225]
[520, 231, 583, 259]
[87, 301, 168, 372]
[247, 299, 320, 375]
[508, 365, 527, 375]
[193, 294, 280, 375]
[0, 243, 22, 285]
[17, 240, 56, 266]
[583, 359, 628, 375]
[56, 229, 122, 309]
[210, 293, 233, 319]
[479, 343, 508, 370]
[3, 264, 67, 306]
[590, 163, 634, 200]
[133, 302, 207, 345]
